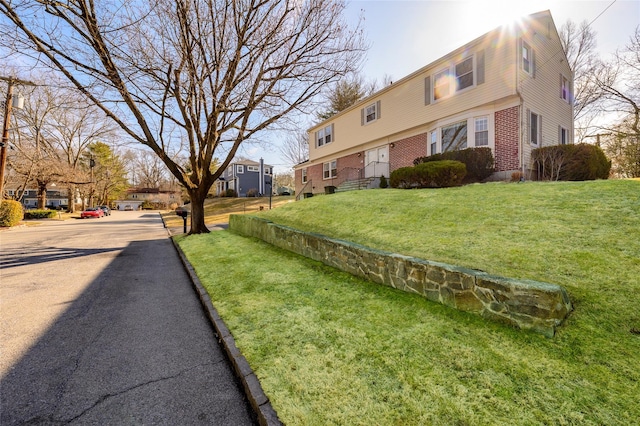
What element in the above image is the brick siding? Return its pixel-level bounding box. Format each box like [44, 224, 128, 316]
[495, 106, 520, 172]
[389, 133, 428, 171]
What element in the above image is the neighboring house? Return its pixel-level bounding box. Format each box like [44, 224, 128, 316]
[215, 159, 273, 197]
[5, 185, 75, 209]
[295, 10, 574, 196]
[114, 187, 181, 211]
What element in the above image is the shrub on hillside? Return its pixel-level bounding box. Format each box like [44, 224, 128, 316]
[414, 147, 494, 183]
[223, 189, 238, 197]
[246, 188, 259, 197]
[24, 209, 57, 219]
[390, 166, 419, 189]
[391, 161, 466, 188]
[532, 144, 611, 181]
[379, 175, 388, 188]
[0, 200, 24, 227]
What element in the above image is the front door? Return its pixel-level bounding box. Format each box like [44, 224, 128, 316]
[364, 146, 390, 178]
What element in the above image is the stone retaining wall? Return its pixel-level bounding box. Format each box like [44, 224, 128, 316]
[229, 215, 572, 337]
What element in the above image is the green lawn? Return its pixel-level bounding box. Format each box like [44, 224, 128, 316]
[178, 180, 640, 425]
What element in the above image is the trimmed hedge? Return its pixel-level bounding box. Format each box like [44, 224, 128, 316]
[24, 209, 58, 219]
[532, 144, 611, 181]
[414, 147, 494, 183]
[0, 200, 24, 227]
[391, 160, 466, 189]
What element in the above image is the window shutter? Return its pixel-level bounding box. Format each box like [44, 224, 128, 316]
[538, 114, 542, 143]
[560, 74, 564, 99]
[531, 49, 536, 78]
[361, 108, 364, 126]
[526, 108, 530, 143]
[424, 76, 431, 105]
[477, 50, 485, 85]
[558, 125, 562, 145]
[376, 100, 381, 119]
[331, 124, 335, 142]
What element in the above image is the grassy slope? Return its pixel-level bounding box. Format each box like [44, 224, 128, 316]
[179, 180, 640, 425]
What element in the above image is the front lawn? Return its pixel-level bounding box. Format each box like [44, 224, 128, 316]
[178, 180, 640, 425]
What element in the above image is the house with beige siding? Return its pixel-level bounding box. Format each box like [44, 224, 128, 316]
[295, 10, 573, 196]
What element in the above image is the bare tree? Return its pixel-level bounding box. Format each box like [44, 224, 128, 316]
[279, 130, 309, 168]
[131, 149, 169, 189]
[9, 83, 119, 211]
[1, 0, 366, 233]
[597, 28, 640, 177]
[559, 19, 605, 140]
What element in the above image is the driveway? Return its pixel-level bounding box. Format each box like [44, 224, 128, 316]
[0, 212, 256, 425]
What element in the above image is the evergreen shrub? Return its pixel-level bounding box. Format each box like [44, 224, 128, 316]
[24, 209, 57, 219]
[414, 147, 494, 183]
[391, 161, 466, 188]
[0, 200, 24, 227]
[532, 144, 611, 181]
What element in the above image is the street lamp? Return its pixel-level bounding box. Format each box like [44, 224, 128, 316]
[1, 76, 36, 198]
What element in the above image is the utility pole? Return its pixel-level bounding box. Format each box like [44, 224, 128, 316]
[0, 76, 36, 199]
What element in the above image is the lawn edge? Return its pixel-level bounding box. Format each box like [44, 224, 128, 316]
[166, 231, 283, 426]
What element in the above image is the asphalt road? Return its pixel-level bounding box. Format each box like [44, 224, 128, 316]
[0, 211, 257, 425]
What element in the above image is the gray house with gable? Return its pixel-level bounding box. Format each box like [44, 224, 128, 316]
[215, 159, 273, 197]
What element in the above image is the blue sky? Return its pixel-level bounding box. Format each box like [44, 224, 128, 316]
[258, 0, 639, 174]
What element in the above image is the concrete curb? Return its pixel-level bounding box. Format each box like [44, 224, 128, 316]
[168, 234, 282, 426]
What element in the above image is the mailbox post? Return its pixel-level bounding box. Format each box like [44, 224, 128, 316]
[175, 207, 188, 233]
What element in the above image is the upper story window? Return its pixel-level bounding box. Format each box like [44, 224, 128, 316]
[433, 68, 451, 101]
[475, 117, 488, 146]
[247, 165, 259, 172]
[361, 101, 381, 125]
[316, 124, 333, 147]
[237, 165, 244, 174]
[560, 75, 570, 102]
[442, 120, 468, 152]
[301, 168, 308, 183]
[522, 41, 533, 75]
[431, 55, 476, 102]
[455, 57, 474, 91]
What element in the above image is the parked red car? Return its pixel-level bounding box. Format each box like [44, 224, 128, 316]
[80, 207, 104, 219]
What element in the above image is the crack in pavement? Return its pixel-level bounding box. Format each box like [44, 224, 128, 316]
[61, 361, 219, 424]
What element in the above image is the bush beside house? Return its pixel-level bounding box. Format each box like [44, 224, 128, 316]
[532, 144, 611, 181]
[0, 200, 24, 227]
[414, 147, 495, 183]
[24, 210, 58, 219]
[391, 160, 467, 189]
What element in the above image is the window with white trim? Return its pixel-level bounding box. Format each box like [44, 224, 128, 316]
[441, 121, 468, 152]
[316, 124, 334, 147]
[455, 57, 474, 91]
[530, 111, 540, 145]
[302, 168, 308, 183]
[433, 68, 451, 101]
[474, 117, 488, 146]
[323, 160, 337, 179]
[247, 165, 259, 172]
[430, 131, 438, 155]
[561, 75, 570, 102]
[365, 103, 377, 123]
[237, 165, 244, 173]
[560, 126, 569, 145]
[522, 41, 532, 74]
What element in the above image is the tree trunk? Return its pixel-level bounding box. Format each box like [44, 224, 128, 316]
[67, 184, 76, 213]
[37, 182, 48, 209]
[187, 188, 210, 235]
